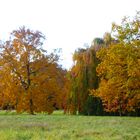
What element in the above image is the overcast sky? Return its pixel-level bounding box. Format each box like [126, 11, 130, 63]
[0, 0, 139, 69]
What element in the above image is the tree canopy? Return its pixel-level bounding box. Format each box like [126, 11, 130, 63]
[0, 12, 139, 116]
[0, 27, 66, 114]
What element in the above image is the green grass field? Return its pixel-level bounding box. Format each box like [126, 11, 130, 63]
[0, 111, 139, 140]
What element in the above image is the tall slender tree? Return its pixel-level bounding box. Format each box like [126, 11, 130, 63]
[67, 39, 104, 115]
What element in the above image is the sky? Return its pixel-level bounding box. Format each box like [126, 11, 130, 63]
[0, 0, 139, 69]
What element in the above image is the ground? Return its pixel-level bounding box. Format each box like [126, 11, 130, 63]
[0, 111, 139, 140]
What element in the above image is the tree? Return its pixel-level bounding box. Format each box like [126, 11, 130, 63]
[67, 41, 104, 115]
[0, 27, 65, 114]
[91, 12, 140, 116]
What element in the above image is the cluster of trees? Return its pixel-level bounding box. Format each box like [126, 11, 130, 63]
[0, 12, 139, 116]
[66, 12, 140, 116]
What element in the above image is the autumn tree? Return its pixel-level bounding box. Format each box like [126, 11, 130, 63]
[67, 40, 104, 115]
[92, 12, 140, 116]
[0, 27, 65, 114]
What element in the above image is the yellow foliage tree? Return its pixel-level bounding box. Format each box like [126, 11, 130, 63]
[92, 12, 140, 116]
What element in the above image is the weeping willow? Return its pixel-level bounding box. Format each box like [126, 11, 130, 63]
[67, 38, 105, 115]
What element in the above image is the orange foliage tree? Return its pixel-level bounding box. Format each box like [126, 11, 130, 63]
[0, 27, 66, 114]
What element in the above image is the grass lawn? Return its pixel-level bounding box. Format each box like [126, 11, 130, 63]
[0, 111, 139, 140]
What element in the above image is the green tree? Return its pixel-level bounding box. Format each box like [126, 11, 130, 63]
[67, 41, 104, 115]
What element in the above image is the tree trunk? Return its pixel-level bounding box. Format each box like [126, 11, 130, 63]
[27, 61, 34, 115]
[29, 98, 34, 115]
[119, 103, 122, 116]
